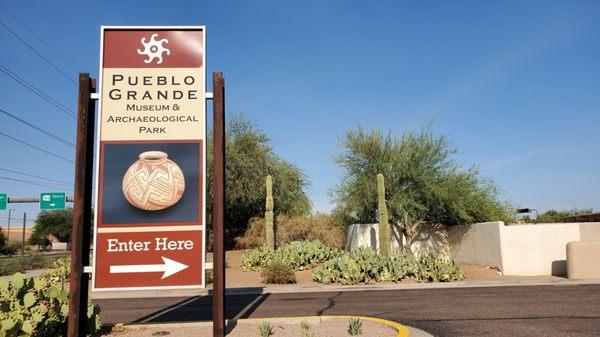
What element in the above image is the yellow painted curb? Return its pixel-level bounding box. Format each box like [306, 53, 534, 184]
[243, 315, 410, 337]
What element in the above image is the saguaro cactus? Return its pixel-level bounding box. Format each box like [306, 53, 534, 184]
[265, 175, 275, 249]
[377, 173, 391, 257]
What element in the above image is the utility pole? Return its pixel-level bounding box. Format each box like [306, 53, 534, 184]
[21, 212, 26, 256]
[6, 209, 11, 244]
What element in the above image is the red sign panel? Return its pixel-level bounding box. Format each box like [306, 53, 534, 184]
[93, 26, 206, 291]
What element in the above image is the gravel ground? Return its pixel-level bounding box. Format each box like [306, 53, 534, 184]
[104, 317, 398, 337]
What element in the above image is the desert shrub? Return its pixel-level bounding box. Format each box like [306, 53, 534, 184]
[2, 242, 22, 256]
[0, 254, 51, 276]
[236, 213, 346, 250]
[413, 252, 465, 282]
[260, 259, 296, 284]
[312, 248, 464, 285]
[0, 228, 5, 252]
[0, 273, 100, 336]
[0, 258, 24, 276]
[241, 240, 342, 272]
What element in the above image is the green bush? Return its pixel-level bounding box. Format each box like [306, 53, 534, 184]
[236, 214, 346, 250]
[0, 254, 51, 276]
[1, 242, 21, 256]
[241, 240, 342, 272]
[0, 272, 100, 336]
[413, 252, 465, 282]
[260, 259, 296, 284]
[312, 248, 465, 285]
[0, 258, 24, 276]
[0, 229, 5, 252]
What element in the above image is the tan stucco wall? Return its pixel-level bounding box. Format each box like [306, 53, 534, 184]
[579, 223, 600, 241]
[347, 221, 600, 276]
[448, 222, 503, 270]
[499, 223, 581, 276]
[566, 241, 600, 279]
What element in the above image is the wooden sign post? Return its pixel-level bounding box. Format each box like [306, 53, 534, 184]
[212, 72, 226, 337]
[67, 73, 96, 337]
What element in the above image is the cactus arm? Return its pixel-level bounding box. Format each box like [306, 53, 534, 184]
[377, 173, 391, 257]
[265, 175, 275, 249]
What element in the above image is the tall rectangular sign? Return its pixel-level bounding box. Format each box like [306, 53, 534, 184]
[93, 26, 206, 290]
[0, 194, 6, 211]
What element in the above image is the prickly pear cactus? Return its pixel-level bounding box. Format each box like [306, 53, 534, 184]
[265, 175, 275, 249]
[0, 271, 101, 337]
[377, 174, 391, 257]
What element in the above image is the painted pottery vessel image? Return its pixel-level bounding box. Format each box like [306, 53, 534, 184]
[122, 151, 185, 211]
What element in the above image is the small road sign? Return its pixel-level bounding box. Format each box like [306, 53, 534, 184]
[0, 194, 6, 211]
[40, 192, 66, 210]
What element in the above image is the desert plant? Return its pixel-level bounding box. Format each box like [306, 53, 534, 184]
[0, 254, 52, 276]
[312, 248, 463, 285]
[413, 252, 465, 282]
[300, 320, 311, 331]
[206, 115, 311, 232]
[265, 175, 275, 249]
[333, 123, 511, 253]
[377, 173, 391, 257]
[259, 321, 273, 337]
[0, 272, 101, 336]
[0, 228, 5, 252]
[300, 320, 314, 337]
[241, 240, 342, 272]
[1, 241, 21, 256]
[347, 317, 362, 335]
[260, 258, 296, 284]
[237, 213, 346, 250]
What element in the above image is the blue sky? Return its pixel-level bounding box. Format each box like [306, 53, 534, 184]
[0, 0, 598, 225]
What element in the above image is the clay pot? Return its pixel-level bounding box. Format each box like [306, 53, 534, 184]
[122, 151, 185, 211]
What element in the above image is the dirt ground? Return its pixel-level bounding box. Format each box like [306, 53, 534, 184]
[206, 250, 563, 288]
[0, 226, 32, 243]
[105, 317, 398, 337]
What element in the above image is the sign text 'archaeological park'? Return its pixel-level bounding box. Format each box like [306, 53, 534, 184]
[93, 27, 206, 290]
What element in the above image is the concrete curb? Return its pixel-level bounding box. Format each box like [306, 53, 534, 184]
[120, 315, 428, 337]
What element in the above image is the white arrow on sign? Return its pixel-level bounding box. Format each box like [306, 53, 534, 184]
[109, 257, 189, 279]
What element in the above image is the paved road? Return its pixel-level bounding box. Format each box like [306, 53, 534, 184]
[95, 284, 600, 337]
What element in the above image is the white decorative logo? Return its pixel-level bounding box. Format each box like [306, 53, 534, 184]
[137, 33, 171, 64]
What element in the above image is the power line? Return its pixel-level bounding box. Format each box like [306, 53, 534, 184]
[0, 3, 78, 74]
[0, 64, 76, 118]
[0, 167, 72, 185]
[0, 175, 71, 190]
[0, 108, 74, 147]
[0, 131, 73, 163]
[0, 19, 76, 85]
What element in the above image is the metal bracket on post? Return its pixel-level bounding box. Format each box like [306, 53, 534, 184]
[90, 93, 99, 100]
[83, 266, 93, 274]
[206, 92, 213, 100]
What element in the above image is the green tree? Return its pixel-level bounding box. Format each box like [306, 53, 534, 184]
[207, 115, 311, 230]
[520, 208, 593, 223]
[333, 123, 511, 253]
[0, 227, 6, 251]
[30, 208, 73, 244]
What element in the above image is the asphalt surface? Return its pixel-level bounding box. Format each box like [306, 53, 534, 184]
[95, 284, 600, 337]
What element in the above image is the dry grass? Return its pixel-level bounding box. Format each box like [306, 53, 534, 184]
[236, 213, 346, 250]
